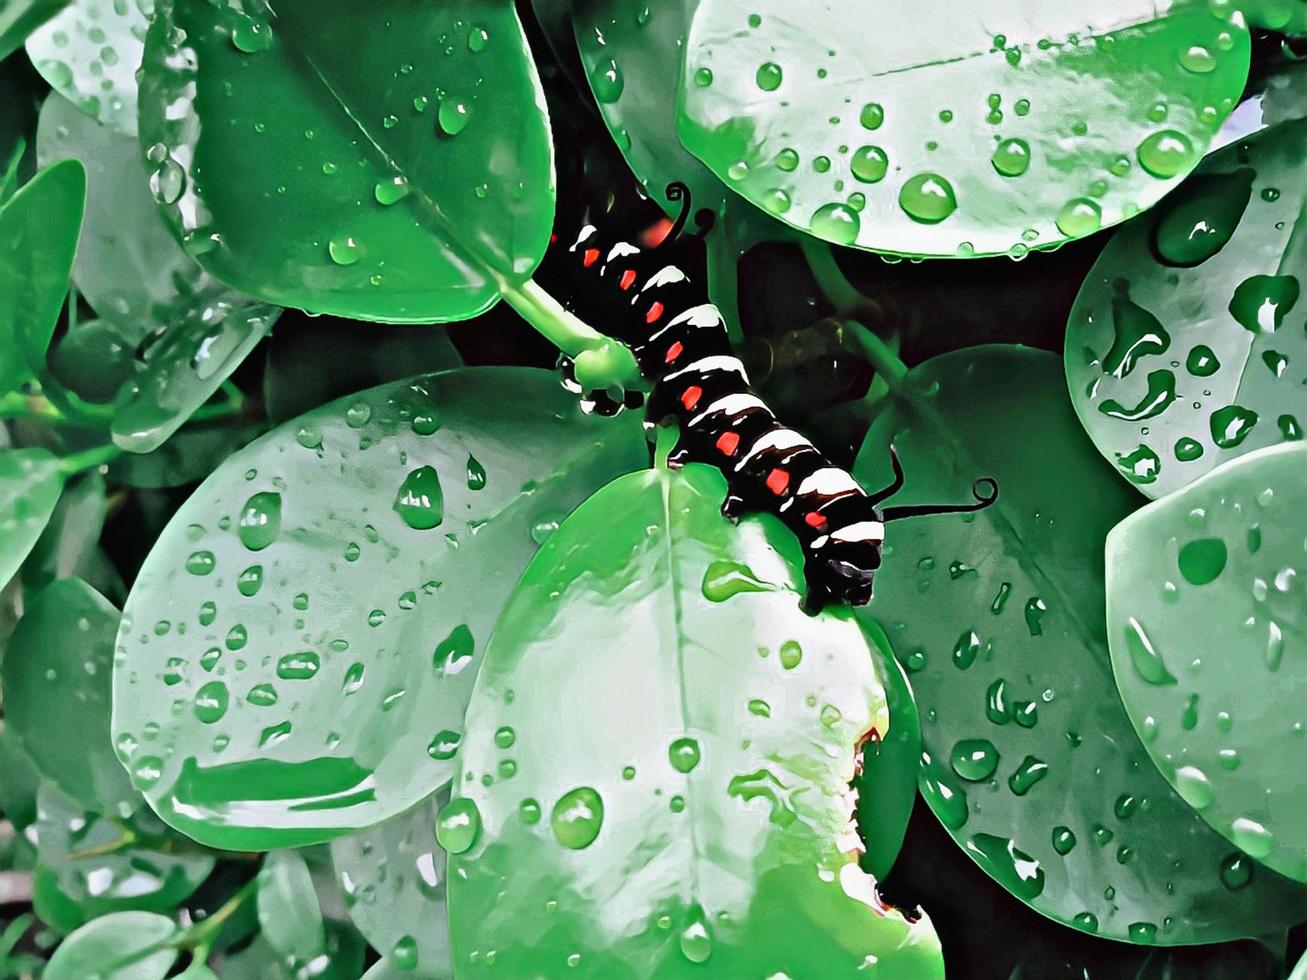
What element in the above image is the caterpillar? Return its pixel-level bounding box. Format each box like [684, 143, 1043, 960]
[551, 184, 997, 610]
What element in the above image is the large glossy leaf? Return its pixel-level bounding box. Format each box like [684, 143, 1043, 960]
[1066, 119, 1307, 499]
[0, 449, 65, 590]
[1107, 443, 1307, 882]
[0, 158, 84, 393]
[330, 790, 451, 979]
[139, 0, 554, 323]
[854, 345, 1307, 942]
[447, 462, 944, 978]
[113, 368, 647, 850]
[678, 1, 1249, 258]
[25, 0, 148, 136]
[0, 0, 68, 62]
[44, 910, 178, 980]
[3, 579, 135, 814]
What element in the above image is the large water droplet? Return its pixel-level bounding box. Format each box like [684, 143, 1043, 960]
[1210, 405, 1258, 448]
[679, 905, 713, 963]
[1102, 282, 1170, 379]
[899, 173, 957, 224]
[809, 202, 861, 245]
[238, 492, 281, 551]
[850, 145, 888, 184]
[551, 786, 604, 849]
[1056, 198, 1102, 238]
[436, 798, 481, 854]
[1008, 756, 1048, 795]
[991, 138, 1031, 177]
[966, 833, 1045, 900]
[1124, 616, 1177, 685]
[194, 681, 229, 724]
[1173, 765, 1214, 809]
[701, 561, 773, 601]
[1178, 537, 1227, 585]
[433, 624, 475, 676]
[668, 737, 701, 773]
[1153, 169, 1253, 267]
[438, 98, 471, 136]
[1136, 130, 1195, 178]
[1228, 275, 1299, 333]
[950, 739, 999, 781]
[1231, 816, 1275, 859]
[755, 61, 782, 91]
[395, 466, 444, 530]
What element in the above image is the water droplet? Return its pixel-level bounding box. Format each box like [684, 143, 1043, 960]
[1052, 826, 1076, 855]
[1128, 922, 1159, 943]
[1210, 405, 1258, 448]
[1123, 616, 1177, 685]
[1102, 282, 1170, 379]
[1024, 598, 1047, 636]
[395, 466, 444, 529]
[1174, 765, 1214, 810]
[1175, 437, 1203, 461]
[899, 173, 957, 224]
[589, 57, 624, 103]
[1220, 852, 1254, 890]
[679, 906, 713, 963]
[1230, 816, 1275, 859]
[701, 561, 773, 601]
[467, 26, 489, 52]
[920, 751, 969, 829]
[1153, 169, 1252, 267]
[1178, 537, 1227, 585]
[850, 145, 888, 183]
[859, 102, 884, 130]
[150, 156, 186, 205]
[1008, 756, 1048, 795]
[194, 681, 229, 723]
[809, 202, 860, 245]
[1098, 369, 1177, 421]
[950, 739, 999, 781]
[1056, 198, 1102, 238]
[433, 624, 475, 675]
[551, 786, 604, 849]
[374, 175, 411, 206]
[438, 98, 471, 136]
[328, 236, 363, 266]
[1116, 444, 1161, 485]
[186, 550, 215, 576]
[436, 798, 481, 854]
[991, 138, 1031, 177]
[276, 651, 321, 680]
[247, 683, 277, 707]
[427, 729, 461, 761]
[669, 737, 701, 773]
[1136, 130, 1195, 178]
[1179, 44, 1216, 73]
[693, 67, 713, 87]
[237, 565, 263, 597]
[966, 833, 1045, 900]
[779, 640, 802, 670]
[1185, 344, 1220, 377]
[466, 455, 487, 491]
[391, 936, 418, 971]
[952, 631, 981, 670]
[1229, 275, 1299, 333]
[755, 61, 782, 91]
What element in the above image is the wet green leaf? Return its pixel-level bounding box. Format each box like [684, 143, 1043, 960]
[43, 910, 178, 980]
[855, 620, 921, 881]
[679, 1, 1249, 258]
[113, 368, 647, 850]
[217, 920, 365, 980]
[139, 0, 554, 323]
[854, 345, 1307, 942]
[330, 790, 451, 979]
[1067, 119, 1307, 498]
[34, 783, 214, 918]
[257, 850, 324, 961]
[1239, 0, 1307, 34]
[0, 157, 84, 393]
[1107, 442, 1307, 882]
[0, 0, 68, 62]
[0, 449, 66, 590]
[4, 579, 135, 813]
[448, 462, 943, 978]
[26, 0, 148, 136]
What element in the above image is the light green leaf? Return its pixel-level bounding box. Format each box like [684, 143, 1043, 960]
[679, 1, 1250, 257]
[257, 850, 325, 961]
[1066, 118, 1307, 498]
[0, 449, 66, 590]
[3, 579, 135, 813]
[21, 471, 115, 595]
[448, 462, 943, 978]
[112, 368, 647, 850]
[44, 910, 178, 980]
[139, 0, 555, 323]
[855, 344, 1307, 942]
[0, 0, 68, 62]
[1107, 443, 1307, 882]
[26, 0, 149, 136]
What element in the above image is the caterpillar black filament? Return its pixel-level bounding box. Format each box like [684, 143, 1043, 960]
[552, 184, 997, 610]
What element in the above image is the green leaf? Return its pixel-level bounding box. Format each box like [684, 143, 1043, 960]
[1107, 442, 1307, 882]
[25, 0, 147, 136]
[3, 579, 136, 813]
[217, 920, 365, 980]
[678, 1, 1250, 257]
[139, 0, 554, 323]
[447, 462, 944, 979]
[330, 790, 451, 978]
[35, 783, 214, 917]
[1066, 118, 1307, 499]
[0, 449, 66, 590]
[855, 620, 920, 881]
[0, 728, 42, 831]
[0, 158, 85, 393]
[20, 471, 112, 594]
[257, 850, 325, 961]
[32, 864, 86, 934]
[44, 910, 179, 980]
[113, 367, 647, 850]
[0, 0, 68, 62]
[106, 422, 265, 491]
[854, 345, 1307, 942]
[1293, 949, 1307, 980]
[1239, 0, 1307, 34]
[174, 963, 220, 980]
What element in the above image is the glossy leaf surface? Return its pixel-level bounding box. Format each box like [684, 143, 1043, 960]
[330, 790, 451, 978]
[139, 0, 554, 323]
[44, 910, 178, 980]
[679, 1, 1249, 257]
[25, 0, 149, 136]
[113, 368, 647, 849]
[1107, 442, 1307, 881]
[0, 449, 65, 590]
[448, 462, 944, 978]
[3, 579, 135, 814]
[257, 850, 325, 960]
[0, 0, 68, 62]
[0, 158, 84, 392]
[1067, 119, 1307, 498]
[855, 345, 1307, 942]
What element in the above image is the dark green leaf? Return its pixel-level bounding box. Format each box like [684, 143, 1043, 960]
[0, 0, 69, 62]
[106, 422, 264, 491]
[216, 919, 365, 980]
[0, 448, 65, 590]
[854, 345, 1307, 942]
[43, 910, 178, 980]
[32, 864, 86, 934]
[139, 0, 554, 323]
[1066, 118, 1307, 498]
[448, 462, 944, 978]
[257, 850, 325, 961]
[21, 471, 114, 594]
[330, 790, 451, 978]
[3, 578, 135, 813]
[0, 158, 85, 393]
[113, 368, 647, 849]
[679, 1, 1249, 257]
[0, 728, 41, 830]
[1107, 442, 1307, 881]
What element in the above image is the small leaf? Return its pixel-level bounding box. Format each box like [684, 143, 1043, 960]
[44, 910, 179, 980]
[139, 0, 554, 323]
[112, 368, 647, 849]
[0, 158, 85, 393]
[448, 463, 944, 978]
[0, 728, 42, 831]
[0, 449, 66, 590]
[216, 920, 365, 980]
[21, 471, 116, 595]
[1108, 443, 1307, 882]
[330, 790, 451, 979]
[3, 579, 135, 813]
[679, 1, 1249, 257]
[855, 345, 1307, 942]
[257, 850, 325, 961]
[26, 0, 148, 136]
[0, 0, 68, 62]
[1067, 118, 1307, 498]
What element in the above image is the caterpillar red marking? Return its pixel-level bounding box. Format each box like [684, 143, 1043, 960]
[550, 183, 997, 609]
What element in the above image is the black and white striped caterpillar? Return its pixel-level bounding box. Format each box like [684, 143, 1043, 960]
[552, 184, 997, 610]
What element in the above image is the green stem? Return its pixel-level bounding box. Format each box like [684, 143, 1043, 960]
[841, 319, 909, 390]
[500, 278, 641, 389]
[800, 239, 883, 322]
[176, 877, 260, 951]
[0, 392, 63, 422]
[59, 443, 123, 476]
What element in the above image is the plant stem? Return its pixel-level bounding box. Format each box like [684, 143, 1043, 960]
[177, 876, 260, 951]
[800, 239, 884, 323]
[500, 278, 641, 388]
[841, 319, 909, 391]
[59, 443, 123, 476]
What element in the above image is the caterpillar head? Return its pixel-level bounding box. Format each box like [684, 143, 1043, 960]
[804, 520, 884, 610]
